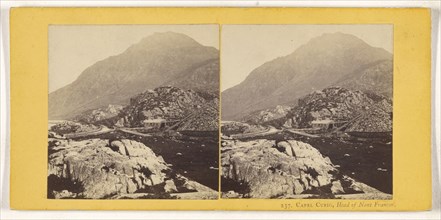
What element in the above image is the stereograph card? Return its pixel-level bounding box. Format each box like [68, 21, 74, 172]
[8, 7, 432, 211]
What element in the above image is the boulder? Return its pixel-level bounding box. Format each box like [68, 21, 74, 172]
[276, 141, 296, 158]
[164, 180, 178, 193]
[331, 180, 345, 194]
[110, 140, 127, 156]
[53, 190, 77, 199]
[48, 139, 169, 199]
[221, 139, 337, 198]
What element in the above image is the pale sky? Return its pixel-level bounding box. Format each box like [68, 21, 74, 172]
[49, 25, 219, 93]
[221, 25, 393, 91]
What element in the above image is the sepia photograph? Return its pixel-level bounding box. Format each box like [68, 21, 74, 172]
[6, 6, 435, 213]
[221, 25, 393, 199]
[47, 25, 220, 199]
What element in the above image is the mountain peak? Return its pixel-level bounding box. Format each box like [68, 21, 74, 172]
[311, 32, 366, 43]
[299, 32, 373, 53]
[129, 32, 202, 51]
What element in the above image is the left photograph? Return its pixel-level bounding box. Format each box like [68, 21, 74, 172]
[47, 25, 220, 200]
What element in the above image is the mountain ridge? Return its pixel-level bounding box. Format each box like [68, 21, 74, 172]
[222, 32, 392, 120]
[49, 32, 219, 119]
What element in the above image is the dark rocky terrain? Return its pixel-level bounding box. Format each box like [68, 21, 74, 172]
[222, 32, 392, 121]
[294, 135, 392, 194]
[49, 32, 219, 120]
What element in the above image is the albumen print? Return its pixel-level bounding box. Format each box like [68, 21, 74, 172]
[47, 25, 220, 200]
[221, 25, 393, 199]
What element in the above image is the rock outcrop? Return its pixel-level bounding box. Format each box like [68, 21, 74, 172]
[345, 99, 392, 132]
[48, 138, 216, 199]
[48, 139, 168, 199]
[221, 139, 390, 199]
[282, 87, 392, 132]
[176, 106, 219, 131]
[117, 86, 218, 131]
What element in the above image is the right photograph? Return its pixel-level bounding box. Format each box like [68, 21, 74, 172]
[220, 25, 393, 199]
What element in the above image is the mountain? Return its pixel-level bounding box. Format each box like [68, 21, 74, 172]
[335, 59, 392, 97]
[166, 58, 220, 94]
[116, 86, 218, 131]
[222, 32, 392, 120]
[49, 32, 219, 119]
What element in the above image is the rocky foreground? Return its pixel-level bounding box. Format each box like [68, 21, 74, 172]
[221, 138, 391, 199]
[48, 138, 217, 199]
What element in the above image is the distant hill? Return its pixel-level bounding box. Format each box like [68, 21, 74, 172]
[74, 104, 123, 125]
[222, 32, 392, 120]
[49, 32, 219, 119]
[241, 105, 292, 125]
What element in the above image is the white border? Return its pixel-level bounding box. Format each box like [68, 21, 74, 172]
[1, 1, 440, 219]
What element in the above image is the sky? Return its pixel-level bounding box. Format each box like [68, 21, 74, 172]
[221, 25, 393, 91]
[49, 25, 219, 93]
